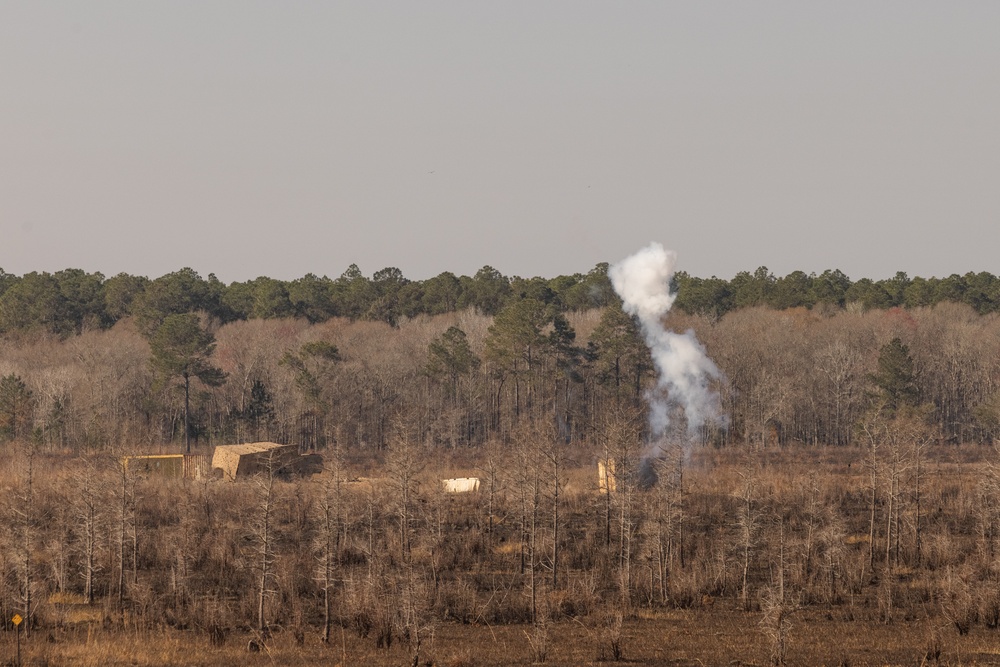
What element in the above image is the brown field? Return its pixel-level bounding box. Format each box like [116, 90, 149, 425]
[7, 608, 1000, 666]
[4, 443, 1000, 667]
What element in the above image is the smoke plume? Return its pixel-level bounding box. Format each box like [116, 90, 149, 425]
[609, 242, 725, 440]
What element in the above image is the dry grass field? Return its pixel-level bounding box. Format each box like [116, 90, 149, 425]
[8, 608, 1000, 666]
[5, 443, 1000, 666]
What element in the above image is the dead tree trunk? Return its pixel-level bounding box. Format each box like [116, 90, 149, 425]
[13, 445, 36, 637]
[316, 446, 345, 643]
[252, 450, 280, 632]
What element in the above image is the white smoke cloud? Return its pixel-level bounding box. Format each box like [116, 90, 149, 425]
[609, 242, 725, 439]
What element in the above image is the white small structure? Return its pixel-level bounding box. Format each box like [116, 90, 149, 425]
[442, 477, 480, 493]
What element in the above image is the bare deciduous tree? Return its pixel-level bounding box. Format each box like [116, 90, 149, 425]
[72, 456, 105, 605]
[10, 444, 38, 636]
[250, 449, 283, 632]
[386, 421, 424, 563]
[736, 457, 762, 611]
[314, 444, 346, 643]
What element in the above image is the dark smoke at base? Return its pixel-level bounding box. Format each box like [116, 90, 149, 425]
[638, 457, 659, 489]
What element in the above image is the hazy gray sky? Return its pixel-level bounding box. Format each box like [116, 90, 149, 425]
[2, 2, 998, 283]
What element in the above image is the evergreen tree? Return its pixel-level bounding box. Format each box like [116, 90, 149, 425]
[149, 313, 227, 452]
[589, 302, 652, 402]
[426, 326, 480, 398]
[872, 337, 919, 414]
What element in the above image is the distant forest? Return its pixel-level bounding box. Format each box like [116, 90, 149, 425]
[2, 263, 1000, 336]
[1, 262, 1000, 454]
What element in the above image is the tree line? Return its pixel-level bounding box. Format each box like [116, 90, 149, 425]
[675, 267, 1000, 316]
[4, 263, 1000, 338]
[0, 264, 614, 337]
